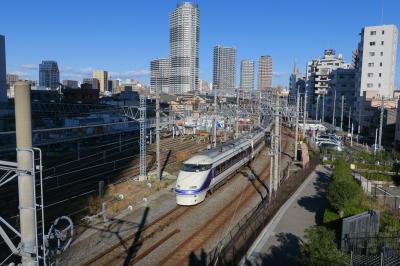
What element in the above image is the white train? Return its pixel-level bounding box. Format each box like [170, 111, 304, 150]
[175, 129, 265, 205]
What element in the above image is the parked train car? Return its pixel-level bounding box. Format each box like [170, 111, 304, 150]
[175, 129, 265, 205]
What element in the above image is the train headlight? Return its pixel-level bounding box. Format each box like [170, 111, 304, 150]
[189, 185, 197, 189]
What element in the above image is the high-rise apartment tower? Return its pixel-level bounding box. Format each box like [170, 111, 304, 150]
[169, 2, 200, 94]
[213, 45, 236, 91]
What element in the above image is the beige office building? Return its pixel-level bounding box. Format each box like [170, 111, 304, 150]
[93, 70, 108, 93]
[258, 55, 272, 91]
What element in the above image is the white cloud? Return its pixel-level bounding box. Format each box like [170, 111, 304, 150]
[13, 64, 150, 84]
[109, 69, 150, 79]
[20, 64, 39, 70]
[273, 71, 285, 78]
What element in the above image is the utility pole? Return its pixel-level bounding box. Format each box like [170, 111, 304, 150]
[332, 90, 336, 128]
[294, 91, 300, 161]
[155, 80, 161, 181]
[378, 96, 384, 151]
[340, 95, 344, 131]
[15, 81, 37, 266]
[273, 93, 280, 192]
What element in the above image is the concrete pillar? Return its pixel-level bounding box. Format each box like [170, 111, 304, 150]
[15, 81, 37, 266]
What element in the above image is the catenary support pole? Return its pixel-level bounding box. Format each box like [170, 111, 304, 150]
[303, 93, 307, 139]
[378, 96, 384, 151]
[294, 91, 300, 161]
[340, 95, 344, 131]
[322, 94, 325, 123]
[156, 82, 161, 180]
[332, 90, 336, 128]
[213, 89, 217, 148]
[274, 93, 280, 191]
[348, 107, 352, 134]
[15, 81, 37, 266]
[269, 135, 274, 199]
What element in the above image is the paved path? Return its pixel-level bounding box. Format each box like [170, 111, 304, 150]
[243, 165, 331, 266]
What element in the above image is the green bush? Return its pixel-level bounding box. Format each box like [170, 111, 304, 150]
[298, 226, 348, 266]
[380, 212, 400, 233]
[327, 179, 361, 214]
[359, 172, 393, 182]
[323, 208, 339, 223]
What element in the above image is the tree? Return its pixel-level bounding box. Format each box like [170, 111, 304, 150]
[298, 226, 348, 266]
[327, 179, 360, 214]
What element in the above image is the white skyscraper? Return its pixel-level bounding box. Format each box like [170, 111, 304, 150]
[0, 35, 6, 102]
[355, 24, 398, 98]
[169, 2, 199, 94]
[151, 58, 170, 94]
[213, 45, 236, 91]
[240, 60, 254, 93]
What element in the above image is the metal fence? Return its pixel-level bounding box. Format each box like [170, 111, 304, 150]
[208, 154, 320, 265]
[343, 232, 400, 266]
[353, 173, 400, 215]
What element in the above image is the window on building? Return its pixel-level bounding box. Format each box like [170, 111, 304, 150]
[380, 62, 383, 67]
[367, 83, 373, 88]
[335, 63, 339, 66]
[370, 42, 376, 46]
[370, 31, 376, 35]
[369, 52, 375, 56]
[339, 75, 344, 79]
[368, 73, 374, 77]
[381, 41, 384, 45]
[382, 30, 385, 34]
[379, 73, 382, 77]
[378, 83, 381, 88]
[380, 51, 383, 56]
[368, 63, 374, 67]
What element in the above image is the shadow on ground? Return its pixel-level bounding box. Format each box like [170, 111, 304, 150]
[244, 232, 302, 266]
[296, 169, 330, 224]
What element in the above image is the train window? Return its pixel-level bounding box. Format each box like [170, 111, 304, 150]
[181, 164, 212, 172]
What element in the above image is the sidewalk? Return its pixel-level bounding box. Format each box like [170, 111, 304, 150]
[243, 165, 331, 265]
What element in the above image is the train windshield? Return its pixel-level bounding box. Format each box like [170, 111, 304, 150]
[181, 164, 212, 172]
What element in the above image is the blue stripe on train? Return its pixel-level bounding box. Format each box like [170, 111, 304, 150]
[175, 168, 215, 195]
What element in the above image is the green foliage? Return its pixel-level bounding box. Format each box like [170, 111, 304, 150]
[380, 212, 400, 233]
[298, 226, 349, 266]
[359, 172, 394, 182]
[356, 163, 393, 172]
[323, 208, 339, 223]
[327, 179, 360, 213]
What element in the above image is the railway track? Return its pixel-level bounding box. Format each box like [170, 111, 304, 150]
[0, 137, 206, 228]
[158, 134, 290, 265]
[78, 132, 292, 266]
[81, 206, 192, 266]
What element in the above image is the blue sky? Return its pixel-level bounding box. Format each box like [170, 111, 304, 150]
[1, 0, 399, 87]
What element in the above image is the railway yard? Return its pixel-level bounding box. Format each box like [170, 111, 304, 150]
[57, 130, 295, 265]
